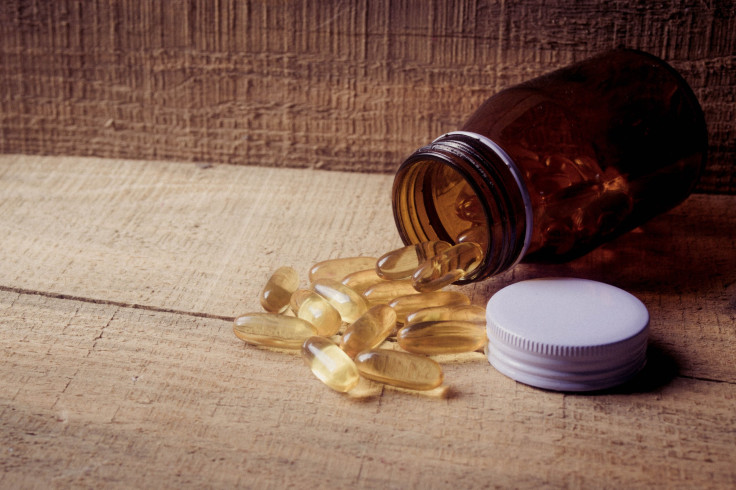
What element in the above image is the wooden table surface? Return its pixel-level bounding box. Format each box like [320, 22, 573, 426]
[1, 154, 735, 488]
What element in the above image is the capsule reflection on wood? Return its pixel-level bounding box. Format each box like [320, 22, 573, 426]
[362, 280, 418, 306]
[297, 291, 342, 337]
[302, 336, 360, 392]
[376, 241, 452, 280]
[309, 257, 377, 283]
[389, 291, 471, 324]
[405, 304, 486, 326]
[259, 266, 299, 313]
[233, 313, 317, 349]
[340, 305, 397, 358]
[412, 242, 484, 292]
[341, 269, 386, 294]
[397, 320, 488, 355]
[354, 349, 443, 391]
[312, 279, 369, 323]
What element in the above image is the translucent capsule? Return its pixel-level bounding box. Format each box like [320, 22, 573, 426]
[412, 242, 484, 292]
[397, 320, 488, 355]
[340, 305, 397, 358]
[362, 280, 418, 306]
[455, 187, 485, 224]
[297, 291, 342, 337]
[312, 279, 369, 324]
[302, 336, 360, 392]
[388, 291, 471, 324]
[309, 257, 377, 283]
[456, 225, 489, 252]
[405, 304, 486, 325]
[355, 349, 444, 391]
[376, 241, 452, 280]
[233, 313, 317, 349]
[289, 289, 313, 314]
[341, 269, 386, 295]
[259, 266, 299, 313]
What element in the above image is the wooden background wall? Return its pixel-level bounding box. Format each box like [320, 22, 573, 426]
[1, 0, 734, 194]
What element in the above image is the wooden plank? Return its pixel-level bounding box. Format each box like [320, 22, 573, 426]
[1, 155, 735, 486]
[0, 153, 402, 318]
[2, 290, 735, 488]
[1, 154, 735, 384]
[0, 0, 734, 193]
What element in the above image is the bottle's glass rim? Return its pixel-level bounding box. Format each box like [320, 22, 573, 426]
[437, 131, 534, 267]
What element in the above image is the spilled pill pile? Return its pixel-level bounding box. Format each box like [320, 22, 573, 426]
[233, 241, 486, 394]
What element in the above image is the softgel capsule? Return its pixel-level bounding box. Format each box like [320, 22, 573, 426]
[233, 245, 486, 395]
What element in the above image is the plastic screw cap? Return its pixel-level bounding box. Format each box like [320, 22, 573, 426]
[486, 278, 649, 392]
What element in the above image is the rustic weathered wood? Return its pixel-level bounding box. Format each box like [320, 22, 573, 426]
[0, 0, 734, 193]
[1, 155, 735, 487]
[2, 291, 736, 488]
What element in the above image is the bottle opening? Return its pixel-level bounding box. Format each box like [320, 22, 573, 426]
[392, 133, 531, 282]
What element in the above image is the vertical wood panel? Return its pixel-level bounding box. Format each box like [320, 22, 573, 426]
[0, 0, 734, 192]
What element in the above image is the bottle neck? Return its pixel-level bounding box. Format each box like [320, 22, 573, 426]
[392, 132, 533, 281]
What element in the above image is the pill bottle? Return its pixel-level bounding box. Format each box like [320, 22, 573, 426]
[392, 49, 707, 283]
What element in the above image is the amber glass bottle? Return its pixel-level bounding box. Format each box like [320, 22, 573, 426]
[392, 49, 707, 282]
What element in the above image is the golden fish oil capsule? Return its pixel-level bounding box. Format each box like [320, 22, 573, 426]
[340, 305, 397, 358]
[412, 242, 484, 292]
[388, 291, 470, 324]
[405, 304, 486, 325]
[362, 280, 418, 306]
[456, 225, 489, 252]
[312, 279, 369, 324]
[297, 291, 342, 337]
[289, 289, 313, 314]
[376, 241, 452, 280]
[233, 313, 317, 349]
[354, 349, 444, 391]
[397, 320, 488, 355]
[341, 269, 386, 295]
[309, 256, 377, 283]
[302, 336, 360, 392]
[259, 266, 299, 313]
[455, 186, 485, 224]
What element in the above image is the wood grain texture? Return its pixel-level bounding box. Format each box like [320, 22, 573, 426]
[2, 291, 736, 488]
[0, 0, 734, 193]
[1, 155, 735, 487]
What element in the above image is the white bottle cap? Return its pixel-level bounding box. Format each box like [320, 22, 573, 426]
[486, 278, 649, 392]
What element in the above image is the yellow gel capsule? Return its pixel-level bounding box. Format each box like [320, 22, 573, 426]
[309, 257, 378, 283]
[233, 313, 317, 349]
[297, 291, 342, 337]
[457, 225, 489, 252]
[341, 269, 386, 295]
[397, 320, 488, 355]
[412, 242, 484, 292]
[259, 266, 299, 313]
[389, 291, 471, 324]
[362, 280, 418, 306]
[354, 349, 444, 391]
[455, 188, 485, 224]
[312, 279, 369, 323]
[340, 305, 397, 358]
[289, 289, 313, 314]
[376, 241, 452, 280]
[302, 336, 359, 392]
[405, 304, 487, 325]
